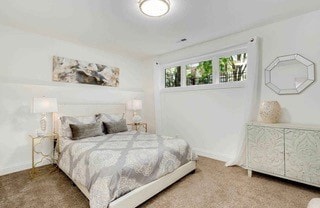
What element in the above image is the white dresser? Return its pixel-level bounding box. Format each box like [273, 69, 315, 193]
[246, 122, 320, 188]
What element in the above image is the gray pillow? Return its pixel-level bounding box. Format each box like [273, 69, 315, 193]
[60, 115, 96, 138]
[103, 119, 128, 134]
[69, 122, 104, 140]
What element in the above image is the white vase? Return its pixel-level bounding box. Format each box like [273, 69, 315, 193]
[259, 101, 281, 123]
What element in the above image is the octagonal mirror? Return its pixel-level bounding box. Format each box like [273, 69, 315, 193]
[265, 54, 315, 95]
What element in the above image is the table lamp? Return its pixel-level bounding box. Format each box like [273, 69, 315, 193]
[32, 97, 58, 135]
[126, 99, 142, 124]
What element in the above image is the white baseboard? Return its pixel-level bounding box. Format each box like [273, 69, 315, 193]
[193, 148, 232, 163]
[0, 160, 54, 176]
[0, 162, 32, 176]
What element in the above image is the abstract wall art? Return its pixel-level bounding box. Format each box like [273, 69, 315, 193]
[52, 56, 119, 87]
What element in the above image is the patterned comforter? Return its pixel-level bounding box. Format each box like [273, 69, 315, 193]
[58, 131, 197, 208]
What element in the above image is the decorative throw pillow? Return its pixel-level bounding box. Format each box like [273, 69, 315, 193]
[70, 122, 104, 140]
[96, 113, 124, 122]
[103, 119, 128, 134]
[96, 113, 124, 133]
[59, 115, 96, 138]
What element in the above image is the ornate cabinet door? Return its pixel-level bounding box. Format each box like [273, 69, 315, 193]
[285, 129, 320, 186]
[247, 125, 285, 176]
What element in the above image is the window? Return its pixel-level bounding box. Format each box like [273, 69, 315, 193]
[162, 48, 248, 90]
[165, 66, 181, 88]
[186, 60, 213, 86]
[219, 53, 247, 83]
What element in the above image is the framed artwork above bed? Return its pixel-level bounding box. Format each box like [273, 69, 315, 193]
[52, 56, 120, 87]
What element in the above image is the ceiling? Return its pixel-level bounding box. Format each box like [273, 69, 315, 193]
[0, 0, 320, 59]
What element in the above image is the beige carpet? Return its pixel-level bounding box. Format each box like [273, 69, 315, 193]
[0, 157, 319, 208]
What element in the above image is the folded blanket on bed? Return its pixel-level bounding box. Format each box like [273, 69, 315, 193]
[58, 131, 197, 208]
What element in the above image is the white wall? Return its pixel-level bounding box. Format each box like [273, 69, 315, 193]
[155, 10, 320, 162]
[0, 24, 155, 175]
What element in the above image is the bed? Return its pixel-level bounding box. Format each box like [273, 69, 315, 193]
[54, 103, 197, 208]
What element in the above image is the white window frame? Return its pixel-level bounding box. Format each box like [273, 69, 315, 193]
[160, 45, 248, 93]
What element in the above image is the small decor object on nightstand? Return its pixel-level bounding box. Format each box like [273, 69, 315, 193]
[127, 122, 147, 133]
[32, 97, 58, 136]
[259, 101, 281, 123]
[29, 133, 58, 178]
[126, 99, 142, 124]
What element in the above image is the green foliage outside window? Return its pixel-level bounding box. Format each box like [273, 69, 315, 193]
[186, 60, 213, 86]
[164, 53, 247, 88]
[219, 53, 247, 82]
[165, 66, 181, 88]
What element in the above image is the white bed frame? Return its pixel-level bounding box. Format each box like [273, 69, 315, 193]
[55, 103, 197, 208]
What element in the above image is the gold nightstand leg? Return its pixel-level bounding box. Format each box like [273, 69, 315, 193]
[30, 137, 35, 178]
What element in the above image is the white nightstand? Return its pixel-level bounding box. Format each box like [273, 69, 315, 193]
[29, 133, 58, 178]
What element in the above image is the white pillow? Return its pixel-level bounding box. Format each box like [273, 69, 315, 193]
[96, 113, 124, 123]
[59, 115, 96, 138]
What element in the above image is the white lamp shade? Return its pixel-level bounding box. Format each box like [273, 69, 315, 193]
[126, 99, 142, 111]
[32, 97, 58, 113]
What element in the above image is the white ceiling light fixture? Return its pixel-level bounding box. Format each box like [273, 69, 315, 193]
[139, 0, 170, 17]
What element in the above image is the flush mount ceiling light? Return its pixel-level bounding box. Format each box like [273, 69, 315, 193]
[139, 0, 170, 17]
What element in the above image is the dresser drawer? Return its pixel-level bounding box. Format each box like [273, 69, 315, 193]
[285, 129, 320, 186]
[247, 125, 285, 176]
